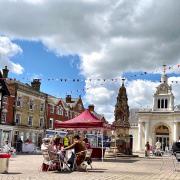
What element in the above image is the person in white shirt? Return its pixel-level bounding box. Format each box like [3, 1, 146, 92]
[155, 140, 161, 150]
[178, 137, 180, 142]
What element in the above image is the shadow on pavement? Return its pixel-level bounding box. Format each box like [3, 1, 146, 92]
[5, 172, 22, 175]
[93, 158, 139, 163]
[53, 171, 73, 174]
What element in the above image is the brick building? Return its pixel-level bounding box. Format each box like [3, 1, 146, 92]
[6, 78, 47, 147]
[46, 95, 85, 132]
[0, 66, 11, 146]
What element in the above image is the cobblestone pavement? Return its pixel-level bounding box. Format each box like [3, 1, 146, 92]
[0, 155, 180, 180]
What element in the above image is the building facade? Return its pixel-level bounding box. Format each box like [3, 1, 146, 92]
[47, 95, 85, 131]
[130, 67, 180, 152]
[6, 79, 47, 147]
[0, 66, 11, 147]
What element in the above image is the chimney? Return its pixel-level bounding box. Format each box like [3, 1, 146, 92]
[31, 79, 41, 91]
[88, 104, 95, 112]
[2, 66, 9, 78]
[66, 95, 72, 103]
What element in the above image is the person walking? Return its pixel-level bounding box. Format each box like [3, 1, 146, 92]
[145, 141, 150, 157]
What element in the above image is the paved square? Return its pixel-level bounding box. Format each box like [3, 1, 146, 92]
[0, 155, 180, 180]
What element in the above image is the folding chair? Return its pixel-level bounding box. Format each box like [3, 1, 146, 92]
[41, 150, 60, 171]
[85, 149, 93, 169]
[75, 150, 88, 172]
[57, 150, 73, 172]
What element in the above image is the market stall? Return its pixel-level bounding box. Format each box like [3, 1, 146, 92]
[54, 109, 108, 161]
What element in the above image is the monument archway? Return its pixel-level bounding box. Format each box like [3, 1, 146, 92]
[155, 124, 169, 151]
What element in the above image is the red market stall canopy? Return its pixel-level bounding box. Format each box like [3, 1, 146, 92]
[55, 109, 104, 129]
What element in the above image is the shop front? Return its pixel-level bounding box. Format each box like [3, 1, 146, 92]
[0, 125, 13, 147]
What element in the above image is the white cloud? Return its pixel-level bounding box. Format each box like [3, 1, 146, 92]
[126, 80, 158, 108]
[1, 0, 180, 121]
[0, 36, 24, 74]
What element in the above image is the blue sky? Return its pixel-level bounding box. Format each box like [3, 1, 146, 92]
[10, 40, 85, 98]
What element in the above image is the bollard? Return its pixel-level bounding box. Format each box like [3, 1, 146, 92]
[0, 153, 11, 173]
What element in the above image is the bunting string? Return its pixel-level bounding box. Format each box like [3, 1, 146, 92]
[1, 64, 180, 83]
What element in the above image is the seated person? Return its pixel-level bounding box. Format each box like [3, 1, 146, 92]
[54, 135, 64, 151]
[41, 138, 57, 160]
[83, 138, 92, 165]
[83, 138, 91, 149]
[64, 135, 87, 170]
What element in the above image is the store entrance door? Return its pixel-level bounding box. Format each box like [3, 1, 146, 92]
[155, 125, 169, 151]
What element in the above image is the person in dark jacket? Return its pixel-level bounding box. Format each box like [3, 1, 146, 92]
[16, 138, 23, 153]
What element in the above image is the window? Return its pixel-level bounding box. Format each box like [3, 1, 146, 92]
[16, 96, 22, 107]
[28, 116, 33, 126]
[40, 103, 44, 112]
[50, 105, 54, 114]
[165, 99, 168, 108]
[40, 118, 44, 128]
[158, 99, 160, 108]
[29, 99, 34, 110]
[49, 118, 53, 129]
[1, 112, 7, 123]
[2, 96, 8, 104]
[69, 111, 72, 119]
[15, 114, 21, 125]
[56, 106, 63, 115]
[78, 104, 83, 111]
[65, 111, 69, 118]
[161, 99, 164, 108]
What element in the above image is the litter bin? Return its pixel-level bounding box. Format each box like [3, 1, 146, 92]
[0, 153, 11, 173]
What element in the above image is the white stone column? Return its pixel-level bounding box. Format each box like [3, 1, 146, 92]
[138, 122, 142, 151]
[145, 121, 149, 144]
[173, 122, 177, 142]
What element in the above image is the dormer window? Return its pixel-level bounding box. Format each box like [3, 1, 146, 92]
[56, 106, 63, 115]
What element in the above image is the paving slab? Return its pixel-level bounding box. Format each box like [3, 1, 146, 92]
[0, 155, 179, 180]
